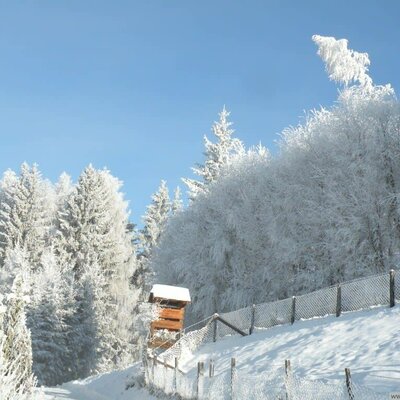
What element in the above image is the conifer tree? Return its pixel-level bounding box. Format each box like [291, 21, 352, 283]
[55, 165, 136, 376]
[3, 274, 35, 394]
[183, 107, 245, 200]
[0, 163, 53, 270]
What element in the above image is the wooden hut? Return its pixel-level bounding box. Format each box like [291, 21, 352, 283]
[148, 284, 191, 349]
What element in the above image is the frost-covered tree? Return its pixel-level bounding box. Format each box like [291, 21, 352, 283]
[183, 107, 245, 199]
[0, 163, 54, 270]
[55, 165, 136, 376]
[28, 249, 72, 386]
[3, 274, 35, 393]
[152, 35, 400, 323]
[140, 180, 171, 263]
[172, 187, 183, 214]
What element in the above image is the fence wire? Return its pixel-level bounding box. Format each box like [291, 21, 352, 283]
[295, 285, 337, 320]
[341, 272, 390, 312]
[254, 297, 292, 330]
[146, 361, 391, 400]
[147, 270, 398, 399]
[218, 306, 253, 338]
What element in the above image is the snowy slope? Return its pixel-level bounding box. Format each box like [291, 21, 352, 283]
[44, 305, 400, 398]
[178, 305, 400, 393]
[43, 364, 157, 400]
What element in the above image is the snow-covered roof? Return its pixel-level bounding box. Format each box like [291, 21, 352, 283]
[150, 284, 191, 303]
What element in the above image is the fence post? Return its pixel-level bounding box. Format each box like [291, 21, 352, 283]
[291, 297, 296, 325]
[197, 361, 204, 399]
[231, 358, 236, 400]
[390, 269, 395, 308]
[345, 368, 355, 400]
[285, 360, 292, 400]
[209, 359, 215, 378]
[174, 357, 178, 394]
[152, 357, 156, 384]
[249, 304, 256, 335]
[163, 357, 167, 392]
[284, 359, 292, 400]
[336, 284, 342, 317]
[213, 316, 218, 342]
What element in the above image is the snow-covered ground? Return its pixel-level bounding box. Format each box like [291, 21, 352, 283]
[179, 305, 400, 393]
[44, 304, 400, 398]
[43, 364, 157, 400]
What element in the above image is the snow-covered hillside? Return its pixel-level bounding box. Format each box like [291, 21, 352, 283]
[178, 305, 400, 393]
[45, 304, 400, 398]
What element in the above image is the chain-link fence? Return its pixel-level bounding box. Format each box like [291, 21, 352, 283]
[145, 357, 391, 400]
[146, 270, 398, 398]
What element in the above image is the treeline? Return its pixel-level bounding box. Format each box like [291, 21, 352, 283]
[0, 163, 182, 396]
[152, 36, 400, 323]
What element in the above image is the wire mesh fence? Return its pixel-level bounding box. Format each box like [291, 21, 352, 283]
[145, 358, 392, 400]
[156, 270, 398, 363]
[146, 270, 398, 398]
[341, 272, 390, 312]
[254, 297, 293, 330]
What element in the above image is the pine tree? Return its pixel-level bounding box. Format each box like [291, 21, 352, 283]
[28, 249, 71, 386]
[3, 274, 36, 394]
[55, 165, 136, 376]
[172, 186, 183, 214]
[0, 163, 54, 270]
[140, 180, 171, 263]
[183, 107, 245, 200]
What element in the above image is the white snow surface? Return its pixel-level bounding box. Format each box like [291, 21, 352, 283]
[44, 305, 400, 398]
[150, 284, 191, 302]
[179, 305, 400, 393]
[43, 364, 157, 400]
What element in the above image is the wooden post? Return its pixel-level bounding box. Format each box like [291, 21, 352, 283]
[291, 297, 296, 325]
[196, 361, 204, 399]
[336, 284, 342, 317]
[285, 359, 292, 400]
[209, 359, 215, 378]
[249, 304, 256, 335]
[390, 269, 395, 308]
[163, 357, 167, 391]
[345, 368, 355, 400]
[230, 358, 236, 400]
[174, 357, 178, 393]
[152, 357, 156, 383]
[213, 317, 218, 342]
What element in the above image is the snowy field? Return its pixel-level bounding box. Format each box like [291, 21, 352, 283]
[44, 304, 400, 398]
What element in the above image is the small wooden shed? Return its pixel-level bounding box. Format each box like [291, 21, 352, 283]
[148, 284, 191, 349]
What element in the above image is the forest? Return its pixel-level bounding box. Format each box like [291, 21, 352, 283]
[1, 35, 400, 398]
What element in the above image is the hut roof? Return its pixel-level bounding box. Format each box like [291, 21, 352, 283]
[150, 284, 191, 303]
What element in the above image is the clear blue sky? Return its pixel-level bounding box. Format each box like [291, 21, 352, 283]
[0, 1, 399, 224]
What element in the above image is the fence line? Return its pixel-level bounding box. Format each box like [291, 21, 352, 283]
[145, 269, 399, 398]
[153, 269, 398, 367]
[144, 356, 392, 399]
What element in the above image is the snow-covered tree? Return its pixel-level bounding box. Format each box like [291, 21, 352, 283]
[3, 274, 35, 393]
[28, 249, 72, 386]
[183, 107, 245, 199]
[152, 35, 400, 323]
[55, 165, 136, 376]
[0, 163, 54, 270]
[172, 187, 183, 214]
[140, 180, 171, 263]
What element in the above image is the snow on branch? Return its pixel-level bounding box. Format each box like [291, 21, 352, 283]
[312, 34, 373, 87]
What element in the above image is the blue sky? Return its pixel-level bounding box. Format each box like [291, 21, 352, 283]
[0, 1, 399, 223]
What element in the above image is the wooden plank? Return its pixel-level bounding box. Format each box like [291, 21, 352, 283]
[151, 319, 183, 331]
[159, 308, 184, 320]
